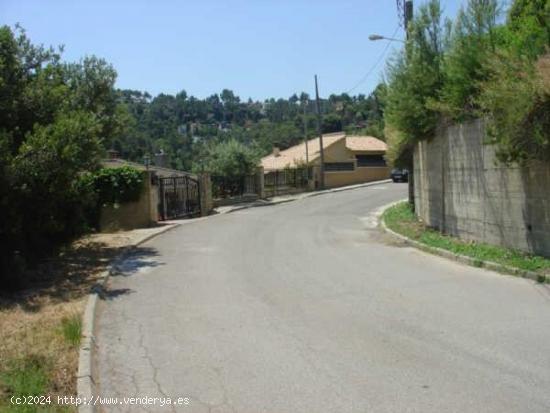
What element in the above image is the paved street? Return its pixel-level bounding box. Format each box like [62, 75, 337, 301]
[96, 183, 550, 413]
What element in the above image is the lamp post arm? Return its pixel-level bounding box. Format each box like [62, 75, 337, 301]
[368, 34, 406, 43]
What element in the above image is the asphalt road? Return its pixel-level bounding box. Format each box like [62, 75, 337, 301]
[96, 183, 550, 413]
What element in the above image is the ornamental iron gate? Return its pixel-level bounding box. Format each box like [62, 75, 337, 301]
[158, 175, 201, 220]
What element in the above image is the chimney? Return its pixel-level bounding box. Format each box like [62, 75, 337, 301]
[155, 149, 167, 168]
[273, 147, 280, 157]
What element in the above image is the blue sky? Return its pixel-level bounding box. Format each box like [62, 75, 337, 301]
[1, 0, 466, 100]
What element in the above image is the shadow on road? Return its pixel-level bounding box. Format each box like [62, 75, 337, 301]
[110, 247, 164, 277]
[98, 246, 164, 300]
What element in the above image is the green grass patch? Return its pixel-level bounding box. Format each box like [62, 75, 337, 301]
[0, 355, 49, 413]
[1, 356, 49, 397]
[0, 356, 73, 413]
[59, 315, 82, 348]
[383, 202, 550, 279]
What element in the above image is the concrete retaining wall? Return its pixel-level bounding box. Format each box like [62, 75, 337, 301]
[414, 119, 550, 257]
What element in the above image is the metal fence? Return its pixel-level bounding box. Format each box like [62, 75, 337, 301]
[158, 175, 201, 220]
[264, 167, 310, 197]
[211, 174, 257, 200]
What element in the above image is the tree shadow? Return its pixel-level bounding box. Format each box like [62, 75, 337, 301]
[0, 240, 162, 312]
[109, 247, 164, 277]
[98, 287, 134, 300]
[97, 246, 165, 300]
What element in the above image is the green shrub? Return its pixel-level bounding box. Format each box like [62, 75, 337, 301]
[475, 0, 550, 163]
[2, 112, 103, 289]
[505, 0, 550, 60]
[384, 0, 445, 167]
[385, 0, 550, 165]
[79, 166, 143, 206]
[76, 166, 144, 230]
[0, 26, 126, 290]
[202, 139, 259, 177]
[478, 52, 550, 163]
[436, 0, 499, 121]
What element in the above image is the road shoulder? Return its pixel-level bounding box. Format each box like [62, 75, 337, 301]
[77, 223, 181, 413]
[379, 201, 548, 284]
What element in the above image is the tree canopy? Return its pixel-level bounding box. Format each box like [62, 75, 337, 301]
[0, 25, 125, 286]
[384, 0, 550, 166]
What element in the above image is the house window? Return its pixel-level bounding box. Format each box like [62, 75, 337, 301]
[356, 154, 386, 167]
[324, 162, 355, 172]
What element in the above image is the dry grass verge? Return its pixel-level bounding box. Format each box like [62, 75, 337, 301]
[0, 231, 152, 412]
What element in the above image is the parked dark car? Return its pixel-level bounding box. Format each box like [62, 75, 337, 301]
[391, 168, 409, 183]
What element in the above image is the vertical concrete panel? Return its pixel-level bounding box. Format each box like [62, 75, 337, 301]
[414, 119, 550, 257]
[256, 167, 266, 198]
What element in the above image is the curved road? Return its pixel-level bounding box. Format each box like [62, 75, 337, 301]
[96, 183, 550, 413]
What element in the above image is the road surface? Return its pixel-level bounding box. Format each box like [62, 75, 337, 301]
[96, 183, 550, 412]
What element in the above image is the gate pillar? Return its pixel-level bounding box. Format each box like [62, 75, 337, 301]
[256, 166, 265, 199]
[199, 173, 213, 216]
[145, 171, 160, 224]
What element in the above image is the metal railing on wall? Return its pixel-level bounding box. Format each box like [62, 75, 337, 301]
[264, 167, 310, 197]
[211, 174, 257, 200]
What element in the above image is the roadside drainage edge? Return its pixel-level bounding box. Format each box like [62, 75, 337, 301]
[378, 202, 547, 284]
[77, 222, 181, 413]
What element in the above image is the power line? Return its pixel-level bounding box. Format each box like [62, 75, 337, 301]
[344, 26, 400, 94]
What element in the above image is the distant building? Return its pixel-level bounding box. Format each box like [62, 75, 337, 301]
[260, 132, 390, 188]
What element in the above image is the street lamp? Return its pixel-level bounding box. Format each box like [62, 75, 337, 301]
[371, 31, 415, 205]
[368, 34, 406, 43]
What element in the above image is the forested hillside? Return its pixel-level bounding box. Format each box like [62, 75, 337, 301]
[114, 85, 387, 171]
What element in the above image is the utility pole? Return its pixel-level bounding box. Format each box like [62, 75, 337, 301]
[404, 0, 413, 39]
[314, 75, 325, 189]
[303, 100, 309, 166]
[404, 0, 415, 207]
